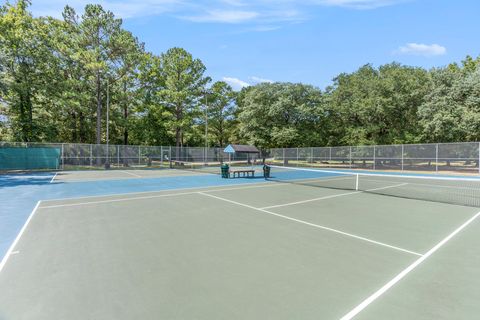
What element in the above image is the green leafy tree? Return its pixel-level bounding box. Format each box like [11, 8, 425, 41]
[328, 63, 430, 145]
[418, 61, 480, 142]
[64, 4, 134, 145]
[205, 81, 236, 147]
[0, 0, 56, 141]
[237, 83, 326, 148]
[140, 48, 210, 149]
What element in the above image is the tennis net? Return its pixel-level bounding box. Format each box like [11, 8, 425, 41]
[265, 165, 480, 207]
[169, 160, 222, 174]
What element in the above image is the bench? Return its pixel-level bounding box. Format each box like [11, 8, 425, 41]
[230, 169, 255, 178]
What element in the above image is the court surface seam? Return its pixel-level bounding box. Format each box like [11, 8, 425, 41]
[198, 192, 423, 256]
[340, 209, 480, 319]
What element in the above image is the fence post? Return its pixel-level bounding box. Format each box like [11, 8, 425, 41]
[117, 145, 120, 167]
[329, 147, 332, 162]
[61, 143, 64, 170]
[283, 148, 286, 166]
[401, 144, 404, 172]
[435, 143, 439, 173]
[296, 148, 299, 163]
[349, 146, 352, 169]
[138, 145, 141, 165]
[311, 147, 314, 164]
[373, 145, 376, 170]
[89, 144, 93, 167]
[478, 142, 480, 175]
[160, 146, 163, 166]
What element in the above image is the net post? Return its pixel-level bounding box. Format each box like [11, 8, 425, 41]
[435, 143, 439, 173]
[355, 174, 359, 191]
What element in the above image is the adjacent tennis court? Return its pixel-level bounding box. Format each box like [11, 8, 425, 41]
[1, 167, 479, 319]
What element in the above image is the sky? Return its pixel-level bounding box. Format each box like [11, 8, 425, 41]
[28, 0, 480, 90]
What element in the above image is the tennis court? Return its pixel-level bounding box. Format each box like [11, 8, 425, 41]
[1, 167, 479, 319]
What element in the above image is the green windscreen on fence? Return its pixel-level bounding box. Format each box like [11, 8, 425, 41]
[0, 147, 61, 170]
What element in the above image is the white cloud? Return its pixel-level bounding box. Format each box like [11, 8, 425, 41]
[222, 77, 250, 90]
[249, 76, 274, 83]
[182, 10, 259, 23]
[396, 43, 447, 57]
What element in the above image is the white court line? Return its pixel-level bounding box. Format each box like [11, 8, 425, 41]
[40, 191, 201, 209]
[261, 191, 362, 209]
[121, 170, 142, 178]
[50, 172, 58, 183]
[340, 209, 480, 320]
[0, 201, 41, 273]
[198, 192, 422, 257]
[40, 180, 276, 204]
[39, 181, 288, 209]
[260, 183, 408, 210]
[366, 183, 408, 192]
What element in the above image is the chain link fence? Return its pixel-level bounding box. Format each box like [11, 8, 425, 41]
[0, 142, 259, 171]
[266, 142, 480, 175]
[1, 141, 480, 174]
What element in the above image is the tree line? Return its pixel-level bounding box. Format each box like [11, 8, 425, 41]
[1, 1, 479, 149]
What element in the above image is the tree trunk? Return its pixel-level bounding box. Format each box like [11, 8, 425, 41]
[72, 112, 77, 142]
[175, 103, 182, 160]
[95, 72, 102, 166]
[27, 92, 33, 141]
[96, 72, 102, 144]
[79, 112, 86, 143]
[18, 87, 33, 142]
[123, 81, 128, 146]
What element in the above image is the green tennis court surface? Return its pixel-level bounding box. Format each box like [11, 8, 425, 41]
[1, 170, 479, 319]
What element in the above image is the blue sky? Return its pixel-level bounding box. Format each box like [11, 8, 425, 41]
[29, 0, 480, 90]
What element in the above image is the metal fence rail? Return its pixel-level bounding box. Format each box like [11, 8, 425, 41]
[1, 141, 480, 174]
